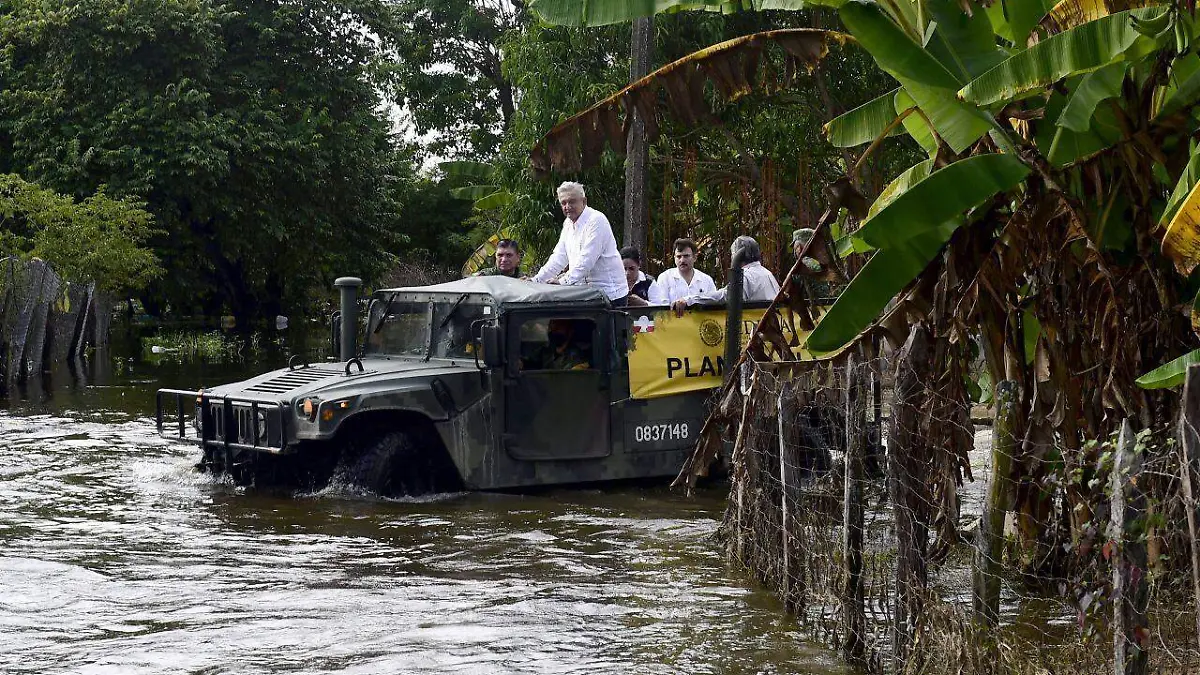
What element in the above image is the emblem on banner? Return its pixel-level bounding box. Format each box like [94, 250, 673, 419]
[633, 315, 655, 333]
[698, 319, 723, 347]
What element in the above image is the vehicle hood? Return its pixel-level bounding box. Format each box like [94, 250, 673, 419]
[203, 358, 469, 402]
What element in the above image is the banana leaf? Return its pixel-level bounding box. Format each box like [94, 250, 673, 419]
[856, 154, 1030, 249]
[1162, 164, 1200, 275]
[1056, 61, 1129, 131]
[867, 158, 935, 219]
[440, 161, 493, 181]
[531, 29, 847, 173]
[1163, 140, 1200, 225]
[924, 0, 1008, 81]
[1155, 53, 1200, 120]
[474, 191, 515, 210]
[449, 184, 503, 200]
[1041, 0, 1161, 34]
[959, 7, 1168, 107]
[840, 0, 994, 152]
[528, 0, 810, 26]
[805, 220, 961, 353]
[1136, 347, 1200, 388]
[824, 88, 904, 147]
[894, 89, 940, 155]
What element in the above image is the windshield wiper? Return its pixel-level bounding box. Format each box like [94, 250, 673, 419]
[426, 293, 469, 362]
[427, 291, 468, 360]
[371, 291, 400, 335]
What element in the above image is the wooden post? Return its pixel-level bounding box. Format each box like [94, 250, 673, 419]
[733, 372, 755, 564]
[973, 379, 1017, 627]
[1179, 364, 1200, 649]
[890, 325, 930, 670]
[1111, 418, 1148, 675]
[843, 351, 866, 665]
[779, 380, 792, 603]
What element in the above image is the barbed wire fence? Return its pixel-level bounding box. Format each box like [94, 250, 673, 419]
[688, 326, 1200, 674]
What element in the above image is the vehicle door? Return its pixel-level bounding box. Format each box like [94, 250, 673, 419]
[503, 311, 611, 460]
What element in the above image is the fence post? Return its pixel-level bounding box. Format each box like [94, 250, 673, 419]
[890, 324, 930, 671]
[1179, 364, 1200, 649]
[973, 379, 1017, 627]
[1111, 418, 1148, 675]
[779, 379, 793, 605]
[843, 350, 866, 666]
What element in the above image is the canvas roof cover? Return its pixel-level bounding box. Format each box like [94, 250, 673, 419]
[386, 276, 610, 308]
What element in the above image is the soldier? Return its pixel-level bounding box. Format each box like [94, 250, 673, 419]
[473, 238, 522, 278]
[673, 236, 780, 314]
[527, 319, 591, 371]
[648, 238, 716, 305]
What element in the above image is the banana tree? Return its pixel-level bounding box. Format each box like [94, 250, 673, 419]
[529, 0, 1200, 591]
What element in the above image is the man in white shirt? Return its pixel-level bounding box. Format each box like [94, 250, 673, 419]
[648, 238, 716, 305]
[531, 182, 630, 305]
[673, 236, 780, 313]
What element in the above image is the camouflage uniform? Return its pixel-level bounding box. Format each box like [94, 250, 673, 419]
[474, 266, 521, 278]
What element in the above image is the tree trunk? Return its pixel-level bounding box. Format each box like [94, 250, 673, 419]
[623, 17, 652, 251]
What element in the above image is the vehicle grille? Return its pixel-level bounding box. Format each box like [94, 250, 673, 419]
[208, 402, 280, 448]
[244, 367, 342, 394]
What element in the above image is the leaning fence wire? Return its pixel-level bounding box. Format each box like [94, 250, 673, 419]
[699, 345, 1200, 675]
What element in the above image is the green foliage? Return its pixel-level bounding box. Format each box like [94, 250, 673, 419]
[386, 0, 524, 160]
[0, 0, 413, 318]
[0, 173, 159, 294]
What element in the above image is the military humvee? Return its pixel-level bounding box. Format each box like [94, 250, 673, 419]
[156, 276, 748, 495]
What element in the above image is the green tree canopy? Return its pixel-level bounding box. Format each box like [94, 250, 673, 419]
[0, 174, 159, 295]
[0, 0, 413, 318]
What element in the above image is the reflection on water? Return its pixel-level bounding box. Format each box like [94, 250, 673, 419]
[0, 327, 844, 674]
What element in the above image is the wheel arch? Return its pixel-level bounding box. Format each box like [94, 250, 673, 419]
[333, 408, 466, 492]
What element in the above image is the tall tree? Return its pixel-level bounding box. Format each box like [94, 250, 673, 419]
[0, 0, 412, 319]
[387, 0, 525, 160]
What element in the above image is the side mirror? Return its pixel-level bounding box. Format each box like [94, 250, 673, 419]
[330, 310, 342, 357]
[479, 323, 504, 369]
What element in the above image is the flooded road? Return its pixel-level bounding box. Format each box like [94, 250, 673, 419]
[0, 333, 843, 674]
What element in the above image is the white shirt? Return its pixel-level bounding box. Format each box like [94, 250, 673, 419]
[629, 270, 658, 300]
[685, 261, 780, 306]
[532, 206, 628, 300]
[648, 267, 716, 305]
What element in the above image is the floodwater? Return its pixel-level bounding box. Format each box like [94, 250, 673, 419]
[0, 329, 844, 674]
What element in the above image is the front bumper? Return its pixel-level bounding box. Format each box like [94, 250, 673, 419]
[156, 389, 290, 454]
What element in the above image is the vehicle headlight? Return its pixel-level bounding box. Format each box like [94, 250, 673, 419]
[255, 410, 268, 442]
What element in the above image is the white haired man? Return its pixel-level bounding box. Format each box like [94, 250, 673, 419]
[672, 236, 780, 314]
[531, 182, 630, 306]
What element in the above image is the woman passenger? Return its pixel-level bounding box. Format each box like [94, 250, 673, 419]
[620, 247, 656, 307]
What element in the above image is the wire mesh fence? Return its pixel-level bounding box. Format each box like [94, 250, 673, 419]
[695, 336, 1200, 674]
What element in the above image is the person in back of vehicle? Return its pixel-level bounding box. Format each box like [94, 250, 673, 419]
[473, 238, 522, 278]
[530, 182, 629, 306]
[620, 247, 655, 307]
[672, 236, 780, 314]
[648, 238, 715, 305]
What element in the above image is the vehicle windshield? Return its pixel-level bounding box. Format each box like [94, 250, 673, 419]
[365, 296, 491, 359]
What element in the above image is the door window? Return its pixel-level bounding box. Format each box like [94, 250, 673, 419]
[517, 317, 596, 372]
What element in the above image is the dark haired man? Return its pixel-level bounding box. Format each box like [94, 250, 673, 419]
[673, 235, 780, 313]
[648, 237, 715, 305]
[473, 239, 522, 278]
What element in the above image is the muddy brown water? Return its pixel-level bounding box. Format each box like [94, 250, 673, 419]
[0, 330, 844, 674]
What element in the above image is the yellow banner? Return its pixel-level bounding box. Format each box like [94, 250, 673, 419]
[626, 306, 821, 400]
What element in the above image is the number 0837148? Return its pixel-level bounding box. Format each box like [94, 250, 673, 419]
[632, 422, 690, 444]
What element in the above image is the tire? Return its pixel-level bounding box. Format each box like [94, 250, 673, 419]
[347, 429, 460, 496]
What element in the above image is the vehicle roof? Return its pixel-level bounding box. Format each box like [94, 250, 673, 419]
[382, 275, 611, 309]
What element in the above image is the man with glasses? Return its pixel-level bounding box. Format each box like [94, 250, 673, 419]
[474, 238, 522, 278]
[648, 238, 715, 305]
[531, 182, 629, 306]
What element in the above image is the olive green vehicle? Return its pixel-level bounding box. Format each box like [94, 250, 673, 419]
[156, 276, 713, 495]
